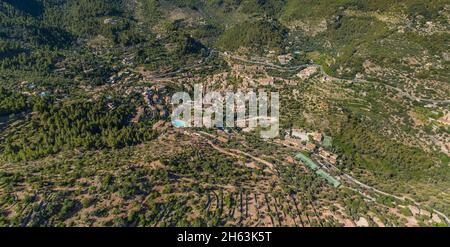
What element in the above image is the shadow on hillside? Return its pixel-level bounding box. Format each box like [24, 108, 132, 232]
[4, 0, 43, 17]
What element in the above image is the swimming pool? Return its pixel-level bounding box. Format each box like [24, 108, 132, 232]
[172, 119, 188, 128]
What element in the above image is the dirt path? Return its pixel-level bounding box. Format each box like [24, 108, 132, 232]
[193, 131, 276, 172]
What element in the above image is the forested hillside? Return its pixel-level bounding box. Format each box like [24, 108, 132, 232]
[0, 0, 449, 227]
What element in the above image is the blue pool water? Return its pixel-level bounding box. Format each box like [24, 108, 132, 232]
[172, 119, 187, 128]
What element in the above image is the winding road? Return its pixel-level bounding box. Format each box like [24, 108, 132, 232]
[310, 153, 450, 226]
[225, 53, 450, 105]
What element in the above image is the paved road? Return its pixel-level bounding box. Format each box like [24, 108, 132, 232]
[193, 130, 450, 225]
[268, 140, 450, 226]
[225, 54, 450, 105]
[310, 153, 450, 226]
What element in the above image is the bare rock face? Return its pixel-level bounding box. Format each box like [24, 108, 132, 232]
[439, 112, 450, 125]
[296, 66, 318, 80]
[103, 18, 117, 25]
